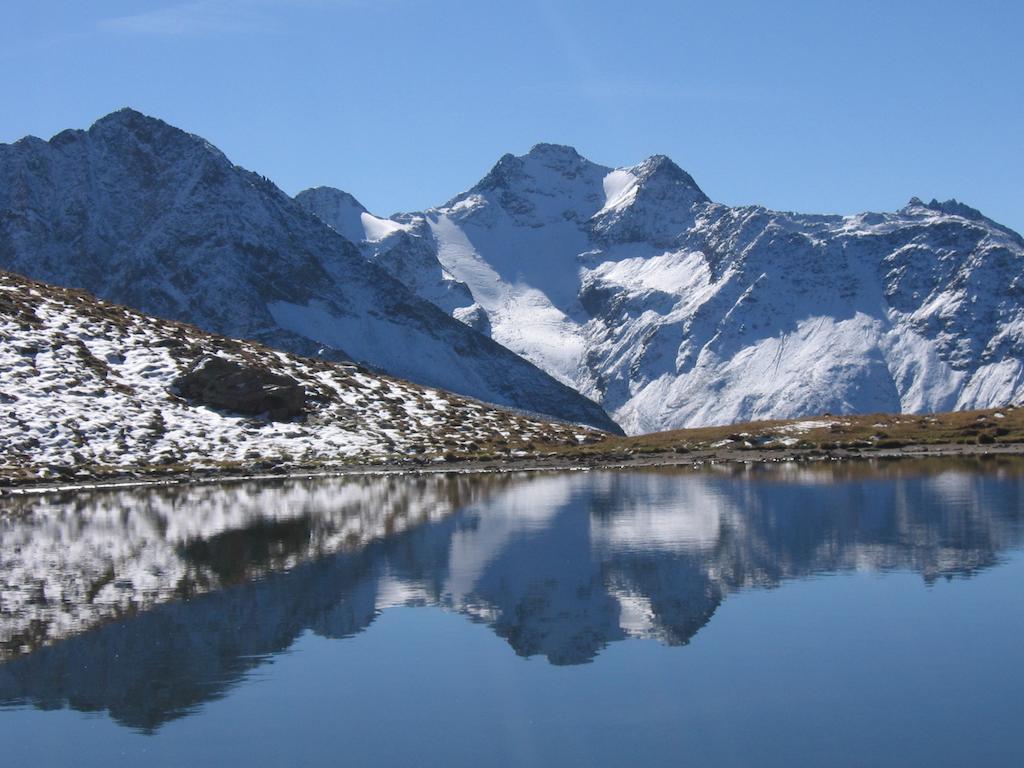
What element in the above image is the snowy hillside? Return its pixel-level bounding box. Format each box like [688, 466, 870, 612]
[0, 110, 617, 433]
[300, 145, 1024, 434]
[0, 271, 602, 484]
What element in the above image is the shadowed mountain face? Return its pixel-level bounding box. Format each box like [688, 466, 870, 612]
[1, 459, 1023, 731]
[0, 110, 618, 432]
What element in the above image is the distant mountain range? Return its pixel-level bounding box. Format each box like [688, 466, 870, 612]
[4, 109, 1023, 434]
[299, 147, 1024, 434]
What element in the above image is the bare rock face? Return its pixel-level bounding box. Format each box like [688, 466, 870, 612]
[173, 356, 305, 421]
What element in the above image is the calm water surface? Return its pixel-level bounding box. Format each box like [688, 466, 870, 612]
[1, 458, 1023, 767]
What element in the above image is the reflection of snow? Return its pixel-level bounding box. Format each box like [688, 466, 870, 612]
[375, 575, 432, 609]
[3, 463, 1021, 671]
[443, 475, 579, 604]
[592, 502, 723, 552]
[0, 474, 474, 658]
[610, 589, 655, 637]
[589, 476, 731, 553]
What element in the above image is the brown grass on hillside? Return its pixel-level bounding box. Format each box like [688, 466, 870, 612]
[559, 406, 1024, 458]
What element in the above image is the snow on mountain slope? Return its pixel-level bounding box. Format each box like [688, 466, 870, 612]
[294, 186, 480, 322]
[0, 270, 602, 483]
[0, 110, 618, 432]
[300, 145, 1024, 434]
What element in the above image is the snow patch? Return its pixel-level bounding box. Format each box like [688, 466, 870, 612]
[360, 212, 405, 242]
[598, 169, 639, 215]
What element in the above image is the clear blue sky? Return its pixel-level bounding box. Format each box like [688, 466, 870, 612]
[3, 1, 1022, 232]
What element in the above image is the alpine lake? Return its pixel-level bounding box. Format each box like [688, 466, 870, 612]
[1, 457, 1022, 767]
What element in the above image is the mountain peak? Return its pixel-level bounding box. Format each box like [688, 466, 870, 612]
[902, 196, 987, 222]
[294, 186, 370, 243]
[35, 108, 166, 148]
[630, 154, 709, 203]
[468, 143, 600, 201]
[525, 143, 583, 161]
[586, 154, 710, 245]
[637, 153, 681, 173]
[297, 186, 367, 214]
[925, 198, 986, 221]
[88, 107, 197, 149]
[522, 143, 594, 177]
[91, 107, 166, 133]
[84, 107, 232, 170]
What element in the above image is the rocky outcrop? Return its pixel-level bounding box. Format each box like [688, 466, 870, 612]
[172, 355, 305, 420]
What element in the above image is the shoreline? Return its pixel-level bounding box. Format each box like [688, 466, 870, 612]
[5, 440, 1024, 498]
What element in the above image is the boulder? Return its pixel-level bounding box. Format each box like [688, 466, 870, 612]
[172, 356, 305, 421]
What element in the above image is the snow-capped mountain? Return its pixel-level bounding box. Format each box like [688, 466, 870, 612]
[300, 145, 1024, 434]
[0, 111, 617, 432]
[0, 270, 601, 483]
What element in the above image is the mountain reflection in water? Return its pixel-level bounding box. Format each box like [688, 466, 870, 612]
[1, 458, 1022, 731]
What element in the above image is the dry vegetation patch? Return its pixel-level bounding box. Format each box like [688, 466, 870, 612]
[549, 407, 1024, 461]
